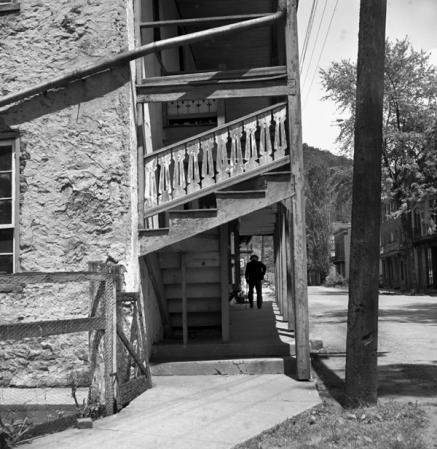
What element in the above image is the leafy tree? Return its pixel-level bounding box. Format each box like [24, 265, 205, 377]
[320, 38, 437, 288]
[303, 144, 353, 283]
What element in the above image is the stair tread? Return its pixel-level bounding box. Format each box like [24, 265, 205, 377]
[139, 227, 169, 235]
[216, 190, 266, 198]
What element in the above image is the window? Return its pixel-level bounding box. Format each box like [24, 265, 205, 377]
[0, 139, 17, 273]
[0, 1, 20, 13]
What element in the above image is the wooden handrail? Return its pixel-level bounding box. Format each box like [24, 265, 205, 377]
[142, 102, 289, 216]
[144, 102, 286, 162]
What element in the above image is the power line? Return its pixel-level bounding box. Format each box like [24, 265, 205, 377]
[301, 0, 328, 91]
[300, 0, 318, 72]
[303, 0, 340, 110]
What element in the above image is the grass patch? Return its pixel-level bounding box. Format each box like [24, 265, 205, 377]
[233, 401, 428, 449]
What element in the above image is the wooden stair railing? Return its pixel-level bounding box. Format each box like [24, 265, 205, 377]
[143, 102, 289, 218]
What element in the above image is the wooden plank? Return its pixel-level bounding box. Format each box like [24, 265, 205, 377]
[281, 205, 289, 321]
[117, 292, 140, 303]
[119, 376, 149, 407]
[159, 251, 220, 269]
[137, 83, 293, 102]
[141, 256, 171, 332]
[282, 0, 311, 380]
[0, 272, 108, 285]
[103, 276, 117, 416]
[116, 323, 148, 376]
[181, 253, 188, 346]
[140, 13, 272, 28]
[168, 297, 221, 313]
[0, 317, 105, 340]
[140, 66, 286, 85]
[220, 224, 230, 342]
[165, 283, 221, 300]
[283, 200, 296, 331]
[162, 267, 220, 285]
[137, 102, 145, 228]
[170, 313, 221, 328]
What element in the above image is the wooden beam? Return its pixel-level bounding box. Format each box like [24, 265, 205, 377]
[137, 66, 294, 102]
[220, 225, 230, 342]
[281, 205, 289, 321]
[143, 255, 171, 334]
[181, 253, 188, 346]
[140, 13, 272, 28]
[0, 272, 108, 285]
[283, 200, 296, 331]
[116, 323, 148, 376]
[282, 0, 311, 380]
[0, 317, 105, 340]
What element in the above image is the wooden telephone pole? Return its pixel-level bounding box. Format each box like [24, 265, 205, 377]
[345, 0, 387, 406]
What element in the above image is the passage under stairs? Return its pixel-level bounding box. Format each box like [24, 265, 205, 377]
[151, 290, 297, 376]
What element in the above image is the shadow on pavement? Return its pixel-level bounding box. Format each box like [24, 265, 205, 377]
[378, 363, 437, 399]
[313, 302, 437, 325]
[312, 353, 437, 407]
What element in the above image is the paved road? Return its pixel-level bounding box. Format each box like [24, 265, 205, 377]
[308, 286, 437, 444]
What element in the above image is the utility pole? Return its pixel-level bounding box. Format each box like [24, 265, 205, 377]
[345, 0, 387, 406]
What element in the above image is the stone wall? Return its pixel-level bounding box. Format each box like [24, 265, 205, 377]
[0, 0, 139, 387]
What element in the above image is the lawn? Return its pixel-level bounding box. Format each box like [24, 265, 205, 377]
[233, 401, 428, 449]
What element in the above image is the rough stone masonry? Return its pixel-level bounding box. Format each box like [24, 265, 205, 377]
[0, 0, 138, 387]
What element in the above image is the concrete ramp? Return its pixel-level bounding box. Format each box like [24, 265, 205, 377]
[25, 375, 321, 449]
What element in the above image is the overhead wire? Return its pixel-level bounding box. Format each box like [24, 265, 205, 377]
[303, 0, 340, 110]
[299, 0, 318, 72]
[301, 0, 328, 90]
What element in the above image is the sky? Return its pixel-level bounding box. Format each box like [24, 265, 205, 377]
[297, 0, 437, 155]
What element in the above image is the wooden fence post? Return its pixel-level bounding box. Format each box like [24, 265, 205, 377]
[103, 273, 118, 415]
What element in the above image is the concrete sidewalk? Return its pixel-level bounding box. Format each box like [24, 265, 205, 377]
[25, 375, 321, 449]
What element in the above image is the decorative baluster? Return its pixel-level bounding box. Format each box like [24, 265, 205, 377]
[144, 158, 158, 207]
[229, 125, 244, 176]
[173, 147, 186, 199]
[215, 131, 229, 183]
[158, 153, 173, 203]
[186, 143, 201, 193]
[258, 113, 273, 166]
[201, 137, 215, 188]
[243, 119, 259, 170]
[273, 107, 287, 159]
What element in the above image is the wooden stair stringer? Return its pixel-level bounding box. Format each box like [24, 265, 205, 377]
[139, 173, 294, 255]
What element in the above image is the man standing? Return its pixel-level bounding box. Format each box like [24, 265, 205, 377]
[245, 254, 267, 309]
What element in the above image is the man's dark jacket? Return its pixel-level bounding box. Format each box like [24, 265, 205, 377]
[245, 260, 266, 281]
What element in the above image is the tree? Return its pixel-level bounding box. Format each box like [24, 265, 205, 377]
[321, 37, 437, 290]
[303, 145, 353, 284]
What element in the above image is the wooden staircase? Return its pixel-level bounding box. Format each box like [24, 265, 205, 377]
[139, 171, 294, 255]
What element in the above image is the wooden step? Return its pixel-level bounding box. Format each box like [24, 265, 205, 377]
[162, 267, 220, 285]
[215, 190, 266, 200]
[138, 227, 169, 236]
[169, 209, 218, 219]
[159, 251, 220, 269]
[170, 312, 221, 328]
[165, 282, 221, 299]
[168, 297, 221, 314]
[263, 171, 292, 182]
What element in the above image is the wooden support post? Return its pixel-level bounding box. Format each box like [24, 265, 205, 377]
[137, 103, 145, 228]
[103, 274, 117, 415]
[284, 200, 296, 331]
[220, 225, 230, 342]
[282, 0, 311, 380]
[277, 210, 284, 315]
[274, 213, 281, 308]
[281, 205, 289, 322]
[181, 253, 188, 346]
